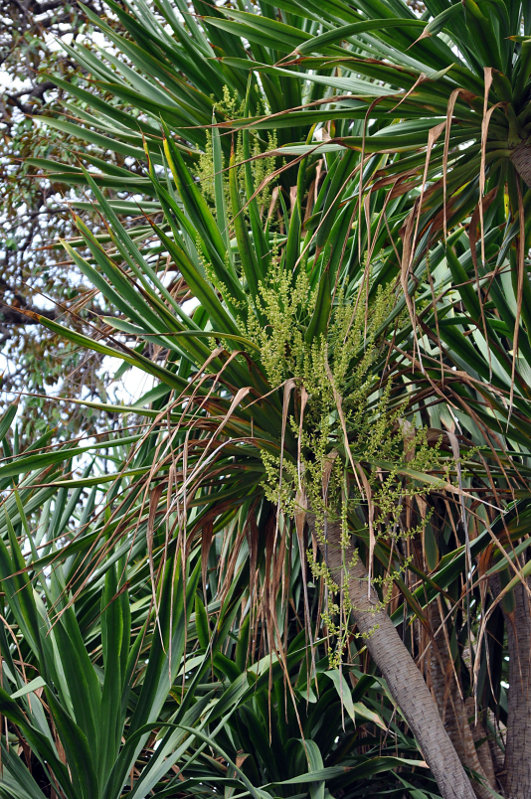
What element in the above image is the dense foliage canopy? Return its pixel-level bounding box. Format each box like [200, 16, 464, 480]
[0, 1, 529, 798]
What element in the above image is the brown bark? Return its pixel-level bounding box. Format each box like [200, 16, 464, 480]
[465, 698, 497, 791]
[504, 578, 531, 799]
[427, 607, 495, 799]
[310, 515, 477, 799]
[510, 141, 531, 187]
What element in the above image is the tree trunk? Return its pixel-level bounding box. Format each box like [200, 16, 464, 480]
[510, 140, 531, 187]
[503, 578, 531, 799]
[310, 515, 478, 799]
[426, 604, 496, 799]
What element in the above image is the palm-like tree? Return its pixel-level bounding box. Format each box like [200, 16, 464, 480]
[2, 1, 529, 797]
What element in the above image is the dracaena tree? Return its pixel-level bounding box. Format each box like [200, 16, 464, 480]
[1, 1, 530, 798]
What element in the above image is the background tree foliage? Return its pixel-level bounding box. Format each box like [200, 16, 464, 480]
[0, 0, 135, 439]
[0, 1, 529, 798]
